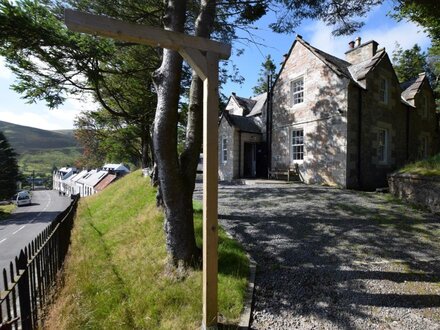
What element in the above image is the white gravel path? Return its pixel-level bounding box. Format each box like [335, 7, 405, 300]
[194, 182, 440, 329]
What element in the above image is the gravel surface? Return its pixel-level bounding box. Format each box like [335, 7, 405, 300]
[194, 182, 440, 329]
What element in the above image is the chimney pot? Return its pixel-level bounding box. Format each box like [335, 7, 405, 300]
[348, 41, 355, 49]
[355, 36, 361, 47]
[232, 92, 236, 97]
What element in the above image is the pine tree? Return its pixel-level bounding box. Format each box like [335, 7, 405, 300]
[392, 43, 427, 83]
[0, 131, 19, 200]
[253, 55, 277, 96]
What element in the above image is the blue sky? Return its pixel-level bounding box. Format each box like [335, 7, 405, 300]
[0, 2, 431, 130]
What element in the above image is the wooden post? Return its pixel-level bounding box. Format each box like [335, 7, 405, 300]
[202, 51, 219, 329]
[64, 10, 230, 329]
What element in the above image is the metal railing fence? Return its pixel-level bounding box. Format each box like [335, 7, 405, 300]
[0, 195, 79, 329]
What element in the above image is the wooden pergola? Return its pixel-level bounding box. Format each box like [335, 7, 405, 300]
[64, 9, 231, 329]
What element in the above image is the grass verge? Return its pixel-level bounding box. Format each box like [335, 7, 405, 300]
[45, 170, 248, 329]
[0, 204, 15, 221]
[398, 153, 440, 176]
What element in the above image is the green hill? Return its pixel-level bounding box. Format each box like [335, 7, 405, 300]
[0, 120, 78, 153]
[0, 121, 82, 176]
[45, 171, 248, 329]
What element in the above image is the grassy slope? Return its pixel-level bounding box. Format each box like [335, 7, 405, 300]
[398, 153, 440, 176]
[45, 171, 248, 329]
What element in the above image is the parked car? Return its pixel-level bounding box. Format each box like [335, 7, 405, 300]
[16, 191, 32, 206]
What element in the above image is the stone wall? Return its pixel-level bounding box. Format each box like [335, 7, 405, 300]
[351, 56, 409, 190]
[218, 118, 235, 181]
[388, 173, 440, 214]
[271, 40, 349, 187]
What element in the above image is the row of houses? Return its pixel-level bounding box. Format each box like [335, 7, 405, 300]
[53, 163, 130, 197]
[219, 36, 439, 190]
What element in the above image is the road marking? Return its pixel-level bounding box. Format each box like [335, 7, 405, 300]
[0, 238, 6, 244]
[12, 226, 25, 235]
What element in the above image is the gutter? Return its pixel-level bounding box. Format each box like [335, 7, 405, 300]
[357, 86, 363, 189]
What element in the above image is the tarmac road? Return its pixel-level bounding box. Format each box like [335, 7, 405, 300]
[0, 190, 71, 288]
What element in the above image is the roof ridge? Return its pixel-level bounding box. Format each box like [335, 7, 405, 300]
[295, 36, 351, 78]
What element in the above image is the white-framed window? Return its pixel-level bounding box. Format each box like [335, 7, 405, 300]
[377, 128, 388, 164]
[379, 78, 388, 104]
[290, 77, 304, 106]
[291, 129, 304, 161]
[221, 136, 227, 163]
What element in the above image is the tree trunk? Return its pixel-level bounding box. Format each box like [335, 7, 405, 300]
[181, 0, 217, 191]
[153, 0, 199, 267]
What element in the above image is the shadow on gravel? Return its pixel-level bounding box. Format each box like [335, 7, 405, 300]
[214, 184, 440, 328]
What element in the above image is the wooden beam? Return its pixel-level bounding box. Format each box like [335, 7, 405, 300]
[202, 51, 219, 329]
[179, 47, 208, 81]
[65, 9, 231, 60]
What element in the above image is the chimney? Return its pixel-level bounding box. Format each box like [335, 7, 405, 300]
[232, 92, 236, 97]
[345, 39, 379, 64]
[281, 53, 288, 66]
[348, 41, 355, 49]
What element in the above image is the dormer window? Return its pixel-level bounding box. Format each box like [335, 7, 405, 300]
[379, 78, 388, 104]
[291, 77, 304, 106]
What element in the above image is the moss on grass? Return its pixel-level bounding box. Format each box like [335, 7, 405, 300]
[398, 153, 440, 176]
[45, 170, 248, 329]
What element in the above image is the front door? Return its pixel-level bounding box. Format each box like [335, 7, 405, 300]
[243, 143, 256, 177]
[255, 142, 267, 178]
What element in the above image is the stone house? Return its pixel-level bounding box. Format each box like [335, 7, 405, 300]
[218, 36, 439, 189]
[218, 92, 267, 181]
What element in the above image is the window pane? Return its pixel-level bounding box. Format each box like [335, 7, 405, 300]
[377, 129, 387, 162]
[222, 138, 227, 162]
[291, 78, 304, 105]
[291, 129, 304, 160]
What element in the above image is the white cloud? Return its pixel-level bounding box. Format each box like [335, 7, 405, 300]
[305, 19, 430, 61]
[0, 94, 97, 130]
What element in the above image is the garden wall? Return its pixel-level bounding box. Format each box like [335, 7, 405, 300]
[388, 173, 440, 214]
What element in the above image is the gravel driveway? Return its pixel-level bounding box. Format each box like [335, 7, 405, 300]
[194, 182, 440, 329]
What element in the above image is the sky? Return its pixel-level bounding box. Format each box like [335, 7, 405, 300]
[0, 2, 432, 131]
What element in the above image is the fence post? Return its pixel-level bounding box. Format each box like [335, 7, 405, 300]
[17, 250, 32, 330]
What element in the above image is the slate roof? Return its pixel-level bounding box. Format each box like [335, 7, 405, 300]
[348, 49, 386, 83]
[233, 95, 256, 115]
[223, 112, 262, 134]
[296, 38, 352, 78]
[103, 163, 130, 173]
[401, 73, 426, 101]
[247, 93, 267, 117]
[71, 170, 89, 183]
[81, 170, 108, 188]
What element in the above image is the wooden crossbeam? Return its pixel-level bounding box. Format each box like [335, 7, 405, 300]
[64, 10, 228, 328]
[65, 9, 231, 60]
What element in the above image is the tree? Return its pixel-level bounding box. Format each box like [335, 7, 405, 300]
[393, 1, 440, 42]
[392, 43, 428, 82]
[393, 43, 440, 111]
[3, 0, 421, 269]
[74, 109, 151, 168]
[427, 44, 440, 111]
[0, 131, 19, 200]
[0, 0, 160, 167]
[253, 55, 277, 95]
